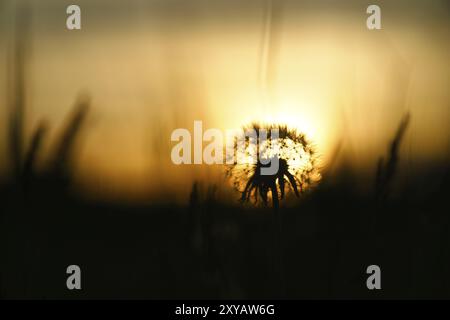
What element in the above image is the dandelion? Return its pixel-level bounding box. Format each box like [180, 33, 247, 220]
[226, 123, 320, 208]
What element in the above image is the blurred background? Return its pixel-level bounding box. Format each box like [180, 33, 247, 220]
[0, 0, 448, 203]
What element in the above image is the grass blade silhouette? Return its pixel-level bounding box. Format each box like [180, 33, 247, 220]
[375, 113, 411, 202]
[22, 122, 47, 195]
[8, 4, 30, 181]
[49, 98, 90, 177]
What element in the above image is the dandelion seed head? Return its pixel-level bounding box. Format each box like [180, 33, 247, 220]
[226, 123, 320, 206]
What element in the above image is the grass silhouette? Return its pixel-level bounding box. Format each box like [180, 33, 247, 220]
[375, 113, 411, 203]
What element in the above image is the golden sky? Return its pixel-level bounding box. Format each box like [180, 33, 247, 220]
[0, 0, 449, 202]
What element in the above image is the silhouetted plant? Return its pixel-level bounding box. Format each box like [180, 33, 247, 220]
[226, 123, 319, 208]
[375, 113, 410, 203]
[47, 98, 90, 181]
[7, 4, 90, 197]
[22, 122, 48, 195]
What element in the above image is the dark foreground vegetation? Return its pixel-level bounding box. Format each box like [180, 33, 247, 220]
[0, 111, 449, 298]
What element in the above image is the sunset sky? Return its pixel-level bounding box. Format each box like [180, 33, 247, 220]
[0, 0, 449, 202]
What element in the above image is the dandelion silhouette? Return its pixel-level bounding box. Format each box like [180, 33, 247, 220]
[226, 123, 320, 208]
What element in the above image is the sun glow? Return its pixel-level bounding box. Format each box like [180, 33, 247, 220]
[247, 98, 332, 166]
